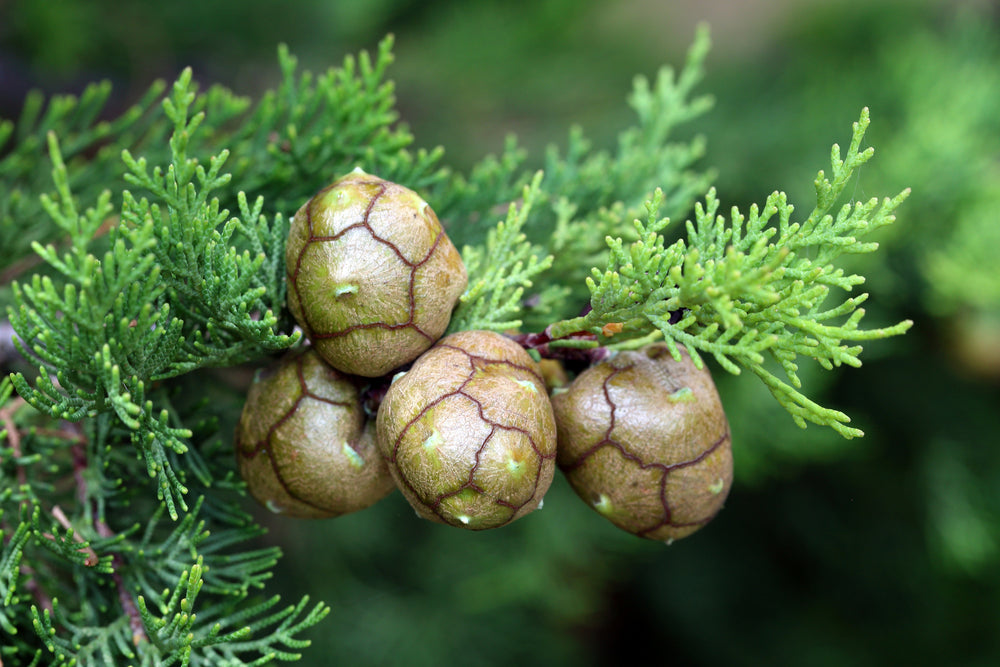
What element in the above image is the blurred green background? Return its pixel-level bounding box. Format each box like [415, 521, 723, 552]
[3, 0, 1000, 664]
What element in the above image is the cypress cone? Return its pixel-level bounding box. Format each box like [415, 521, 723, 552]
[375, 330, 557, 530]
[551, 344, 733, 542]
[285, 169, 467, 377]
[236, 348, 395, 518]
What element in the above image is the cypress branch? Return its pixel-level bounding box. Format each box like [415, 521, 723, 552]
[1, 28, 912, 663]
[543, 107, 912, 438]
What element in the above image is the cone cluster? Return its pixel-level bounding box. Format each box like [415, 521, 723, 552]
[236, 172, 733, 541]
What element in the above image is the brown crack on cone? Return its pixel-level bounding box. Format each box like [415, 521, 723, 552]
[375, 330, 557, 530]
[552, 344, 733, 542]
[235, 348, 395, 518]
[285, 171, 467, 377]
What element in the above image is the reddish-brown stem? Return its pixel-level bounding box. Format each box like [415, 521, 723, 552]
[1, 397, 55, 615]
[94, 515, 147, 647]
[50, 505, 99, 567]
[67, 437, 148, 646]
[507, 327, 612, 365]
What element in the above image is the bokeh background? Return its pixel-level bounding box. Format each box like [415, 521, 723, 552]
[3, 0, 1000, 664]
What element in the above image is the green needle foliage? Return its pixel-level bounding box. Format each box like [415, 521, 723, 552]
[546, 108, 912, 437]
[1, 28, 909, 663]
[447, 171, 559, 334]
[439, 28, 714, 327]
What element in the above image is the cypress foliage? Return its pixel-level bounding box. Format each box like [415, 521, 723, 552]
[1, 29, 909, 664]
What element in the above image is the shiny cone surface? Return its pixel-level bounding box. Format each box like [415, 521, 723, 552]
[285, 170, 467, 377]
[236, 348, 395, 518]
[552, 344, 733, 541]
[376, 330, 557, 529]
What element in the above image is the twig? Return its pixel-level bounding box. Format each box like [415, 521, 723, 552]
[50, 505, 99, 567]
[95, 516, 147, 647]
[72, 440, 149, 647]
[1, 396, 57, 616]
[508, 326, 612, 365]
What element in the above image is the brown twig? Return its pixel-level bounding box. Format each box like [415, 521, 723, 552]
[508, 326, 612, 365]
[1, 396, 56, 616]
[73, 440, 148, 647]
[49, 505, 99, 567]
[94, 515, 147, 647]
